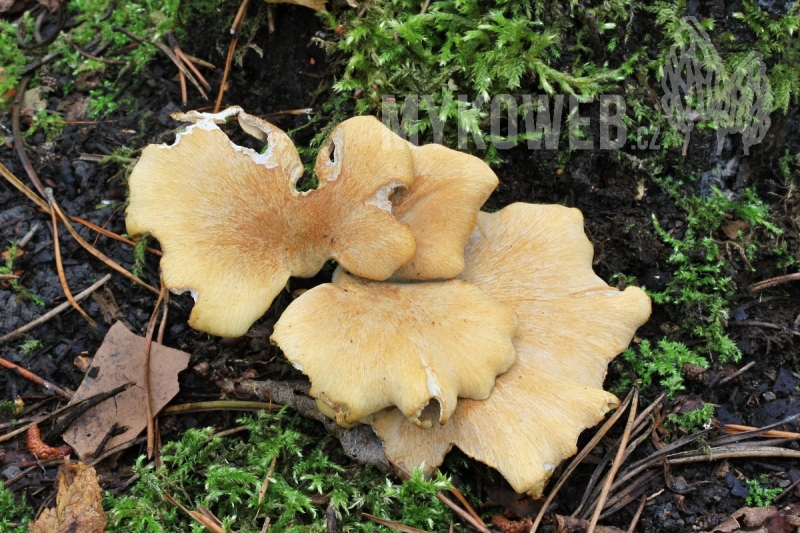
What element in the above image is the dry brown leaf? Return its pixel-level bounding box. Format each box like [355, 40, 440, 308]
[721, 219, 749, 240]
[709, 505, 800, 533]
[61, 322, 190, 460]
[28, 461, 107, 533]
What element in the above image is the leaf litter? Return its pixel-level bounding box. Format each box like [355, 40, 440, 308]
[60, 322, 189, 461]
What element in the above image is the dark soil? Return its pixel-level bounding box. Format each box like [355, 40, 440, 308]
[1, 1, 799, 532]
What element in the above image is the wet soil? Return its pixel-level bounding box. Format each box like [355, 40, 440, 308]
[1, 1, 799, 532]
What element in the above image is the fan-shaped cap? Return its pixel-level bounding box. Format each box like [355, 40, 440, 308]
[271, 268, 518, 428]
[392, 144, 498, 280]
[126, 108, 416, 337]
[372, 203, 652, 496]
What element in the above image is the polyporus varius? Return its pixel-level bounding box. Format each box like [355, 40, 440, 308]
[391, 143, 499, 280]
[126, 107, 417, 338]
[371, 203, 651, 497]
[271, 267, 518, 428]
[130, 105, 651, 497]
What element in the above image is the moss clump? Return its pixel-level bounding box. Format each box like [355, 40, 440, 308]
[107, 408, 455, 532]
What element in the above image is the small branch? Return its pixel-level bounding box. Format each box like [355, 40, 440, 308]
[47, 190, 96, 326]
[174, 46, 210, 90]
[162, 401, 279, 414]
[69, 216, 162, 256]
[152, 41, 208, 100]
[447, 488, 483, 527]
[0, 274, 112, 344]
[722, 424, 800, 439]
[714, 361, 756, 387]
[586, 388, 639, 533]
[750, 273, 800, 292]
[531, 388, 639, 533]
[215, 0, 250, 112]
[12, 77, 48, 198]
[667, 445, 800, 464]
[0, 357, 72, 400]
[626, 495, 647, 533]
[66, 39, 127, 65]
[49, 199, 160, 295]
[144, 282, 167, 458]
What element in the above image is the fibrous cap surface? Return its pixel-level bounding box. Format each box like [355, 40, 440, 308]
[372, 203, 652, 496]
[126, 108, 416, 337]
[271, 267, 518, 428]
[392, 143, 498, 280]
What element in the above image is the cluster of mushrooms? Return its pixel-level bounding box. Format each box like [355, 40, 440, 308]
[125, 106, 651, 497]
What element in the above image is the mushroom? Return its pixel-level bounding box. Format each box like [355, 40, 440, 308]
[271, 267, 518, 428]
[392, 143, 499, 280]
[370, 203, 652, 497]
[126, 107, 417, 337]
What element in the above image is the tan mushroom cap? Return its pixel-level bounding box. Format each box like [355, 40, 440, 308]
[372, 203, 652, 497]
[392, 144, 498, 280]
[126, 107, 416, 337]
[271, 268, 518, 428]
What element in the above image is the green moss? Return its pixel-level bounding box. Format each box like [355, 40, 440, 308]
[746, 475, 783, 507]
[667, 402, 714, 433]
[107, 409, 456, 532]
[618, 339, 709, 397]
[0, 484, 32, 533]
[0, 20, 27, 103]
[322, 0, 626, 150]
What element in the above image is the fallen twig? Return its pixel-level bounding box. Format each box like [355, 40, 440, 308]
[0, 356, 73, 400]
[89, 436, 146, 466]
[573, 393, 664, 518]
[0, 274, 112, 344]
[70, 216, 162, 256]
[66, 39, 127, 65]
[144, 282, 167, 458]
[666, 445, 800, 464]
[531, 388, 638, 533]
[43, 382, 134, 442]
[47, 190, 96, 326]
[164, 493, 226, 533]
[750, 273, 800, 292]
[586, 388, 639, 533]
[12, 77, 48, 198]
[722, 424, 800, 439]
[710, 414, 800, 447]
[713, 361, 756, 388]
[152, 41, 209, 100]
[162, 401, 279, 414]
[389, 459, 492, 533]
[626, 495, 646, 533]
[364, 513, 432, 533]
[448, 487, 483, 527]
[49, 198, 160, 295]
[215, 0, 250, 112]
[0, 381, 131, 444]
